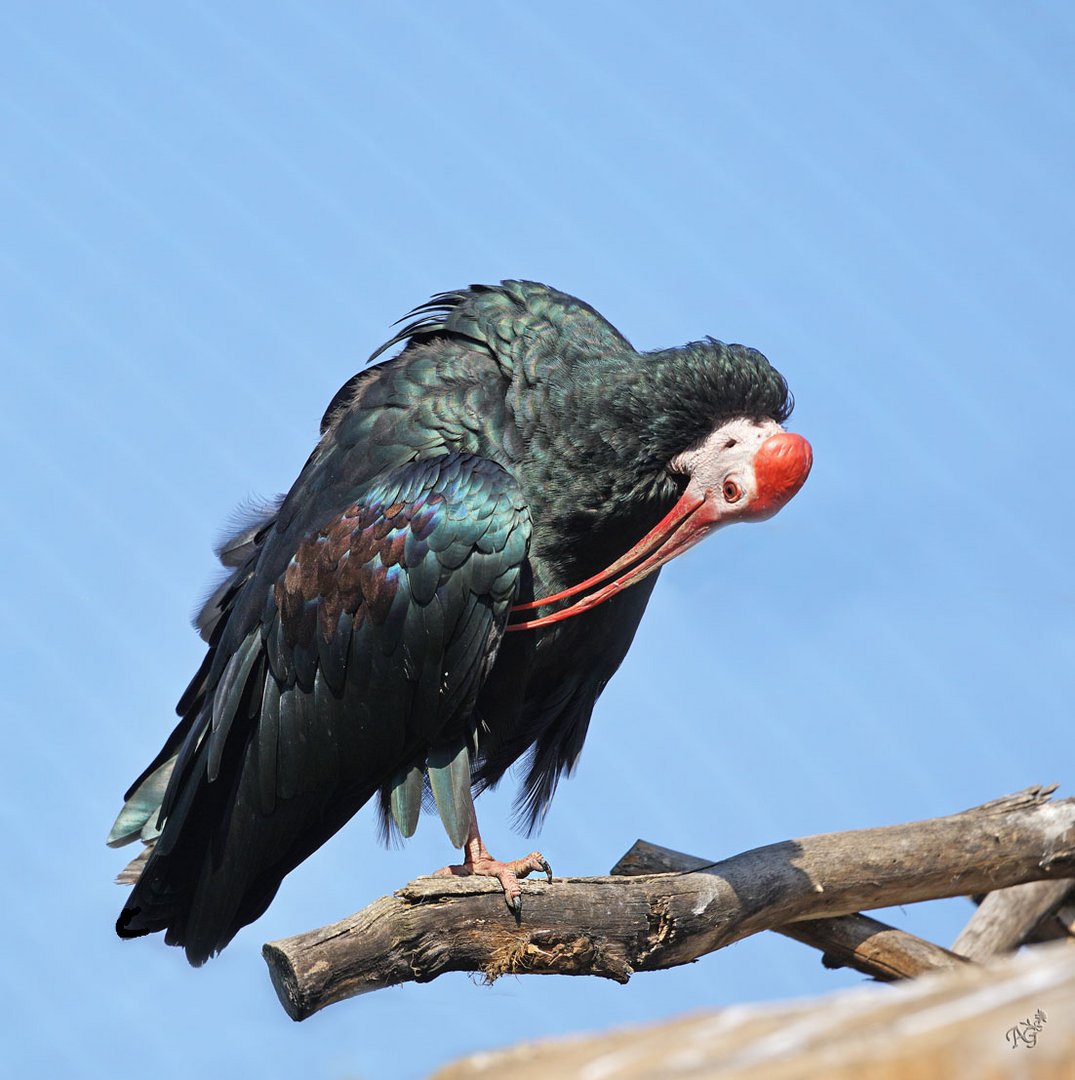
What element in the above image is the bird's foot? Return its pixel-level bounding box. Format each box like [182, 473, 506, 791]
[434, 849, 552, 916]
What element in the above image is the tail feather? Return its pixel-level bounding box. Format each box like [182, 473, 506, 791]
[106, 756, 176, 848]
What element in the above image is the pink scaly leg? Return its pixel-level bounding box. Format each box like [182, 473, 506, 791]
[434, 803, 552, 916]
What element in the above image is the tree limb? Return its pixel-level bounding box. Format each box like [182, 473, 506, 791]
[611, 840, 970, 981]
[262, 785, 1075, 1019]
[953, 879, 1075, 959]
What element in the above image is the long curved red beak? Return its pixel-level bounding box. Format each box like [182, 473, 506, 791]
[508, 431, 811, 631]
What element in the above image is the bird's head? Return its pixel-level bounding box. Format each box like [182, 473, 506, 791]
[510, 414, 811, 630]
[671, 415, 813, 527]
[366, 283, 812, 631]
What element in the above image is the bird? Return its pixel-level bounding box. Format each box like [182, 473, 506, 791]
[108, 280, 812, 965]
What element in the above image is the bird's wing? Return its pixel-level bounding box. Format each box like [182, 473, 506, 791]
[114, 451, 531, 964]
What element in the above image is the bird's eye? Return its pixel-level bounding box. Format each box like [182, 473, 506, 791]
[722, 479, 742, 503]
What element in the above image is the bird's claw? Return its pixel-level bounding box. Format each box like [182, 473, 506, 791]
[434, 848, 550, 917]
[509, 850, 551, 882]
[501, 851, 550, 917]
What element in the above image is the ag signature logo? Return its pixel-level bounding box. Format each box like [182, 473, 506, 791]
[1005, 1009, 1047, 1049]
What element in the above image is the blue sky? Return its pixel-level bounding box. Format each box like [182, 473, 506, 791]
[3, 3, 1074, 1077]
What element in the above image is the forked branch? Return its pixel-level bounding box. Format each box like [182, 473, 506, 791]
[262, 785, 1075, 1020]
[610, 840, 971, 981]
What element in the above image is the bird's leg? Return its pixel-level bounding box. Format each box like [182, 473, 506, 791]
[433, 798, 552, 915]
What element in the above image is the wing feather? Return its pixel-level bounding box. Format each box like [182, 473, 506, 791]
[207, 631, 260, 783]
[254, 674, 280, 815]
[115, 452, 531, 963]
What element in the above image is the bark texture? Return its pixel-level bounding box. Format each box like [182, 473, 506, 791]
[263, 786, 1075, 1019]
[612, 841, 970, 981]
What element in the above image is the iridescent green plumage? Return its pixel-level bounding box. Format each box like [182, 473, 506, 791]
[110, 281, 794, 964]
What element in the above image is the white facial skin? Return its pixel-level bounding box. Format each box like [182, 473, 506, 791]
[507, 416, 806, 628]
[668, 416, 786, 515]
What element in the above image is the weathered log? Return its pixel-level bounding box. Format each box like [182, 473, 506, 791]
[612, 840, 969, 980]
[262, 786, 1075, 1019]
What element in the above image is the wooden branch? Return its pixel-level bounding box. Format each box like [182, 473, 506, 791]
[262, 786, 1075, 1019]
[786, 914, 969, 978]
[611, 840, 969, 980]
[953, 879, 1075, 960]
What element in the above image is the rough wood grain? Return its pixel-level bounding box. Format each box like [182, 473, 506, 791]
[612, 841, 969, 980]
[785, 914, 969, 979]
[262, 786, 1075, 1019]
[953, 879, 1075, 959]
